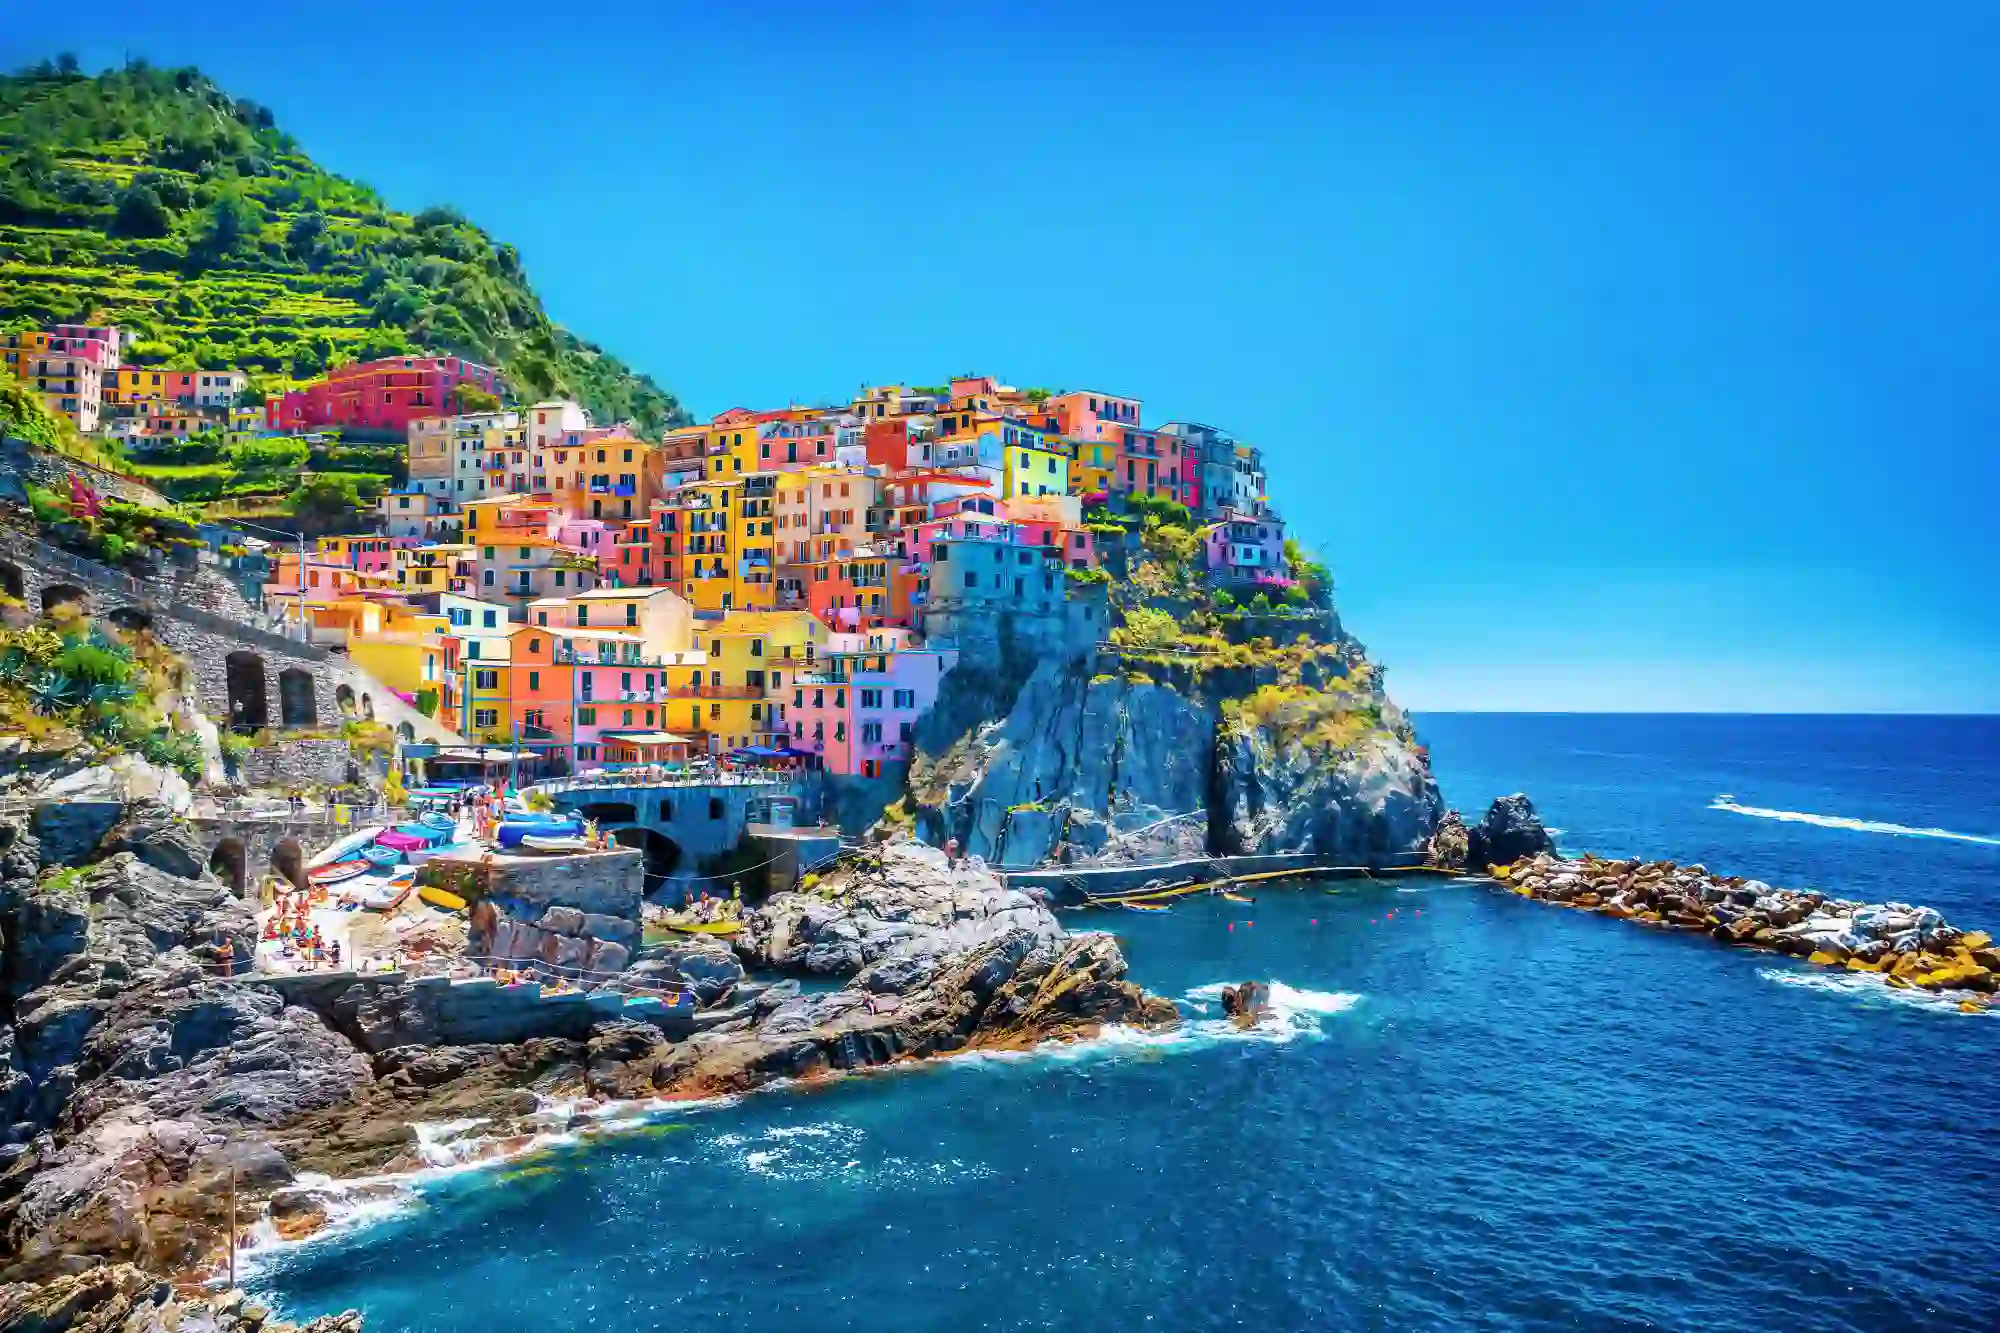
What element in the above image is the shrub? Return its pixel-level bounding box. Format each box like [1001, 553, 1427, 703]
[1110, 607, 1181, 652]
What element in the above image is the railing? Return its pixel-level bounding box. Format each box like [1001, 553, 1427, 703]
[529, 771, 801, 796]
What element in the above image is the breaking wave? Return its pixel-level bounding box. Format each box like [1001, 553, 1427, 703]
[1710, 799, 1999, 846]
[1757, 967, 1992, 1015]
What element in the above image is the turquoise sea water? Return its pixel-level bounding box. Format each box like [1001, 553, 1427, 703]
[255, 714, 2000, 1331]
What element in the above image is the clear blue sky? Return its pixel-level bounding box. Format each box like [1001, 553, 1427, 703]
[10, 1, 1996, 712]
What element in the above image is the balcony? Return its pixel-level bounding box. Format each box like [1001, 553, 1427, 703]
[661, 683, 763, 700]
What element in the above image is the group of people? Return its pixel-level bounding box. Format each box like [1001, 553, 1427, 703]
[683, 883, 745, 923]
[260, 878, 343, 971]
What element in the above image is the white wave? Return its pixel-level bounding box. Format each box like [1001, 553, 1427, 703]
[1711, 799, 1999, 846]
[1758, 967, 1993, 1015]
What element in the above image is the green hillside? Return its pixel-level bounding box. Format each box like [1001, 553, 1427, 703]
[0, 58, 687, 433]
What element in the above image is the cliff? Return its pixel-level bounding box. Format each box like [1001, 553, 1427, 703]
[899, 513, 1442, 870]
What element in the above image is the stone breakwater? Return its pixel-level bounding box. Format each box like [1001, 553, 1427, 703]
[1493, 852, 1999, 1009]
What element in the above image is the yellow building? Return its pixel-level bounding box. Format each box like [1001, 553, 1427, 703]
[344, 602, 452, 708]
[1069, 437, 1116, 496]
[458, 628, 523, 743]
[673, 609, 830, 750]
[674, 479, 738, 612]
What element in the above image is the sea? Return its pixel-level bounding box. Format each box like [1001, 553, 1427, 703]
[251, 714, 2000, 1332]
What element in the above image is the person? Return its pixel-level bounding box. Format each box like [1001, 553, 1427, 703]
[328, 939, 342, 968]
[945, 837, 960, 869]
[216, 937, 234, 976]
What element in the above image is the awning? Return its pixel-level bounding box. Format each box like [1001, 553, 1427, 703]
[730, 745, 781, 757]
[601, 731, 695, 746]
[437, 747, 518, 762]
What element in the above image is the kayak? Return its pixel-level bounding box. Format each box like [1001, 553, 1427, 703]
[1123, 902, 1172, 914]
[519, 834, 594, 854]
[1220, 891, 1255, 904]
[418, 885, 468, 912]
[666, 919, 744, 936]
[309, 859, 371, 886]
[360, 845, 402, 869]
[498, 820, 582, 848]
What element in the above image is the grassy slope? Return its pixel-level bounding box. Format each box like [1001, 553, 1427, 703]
[0, 61, 687, 434]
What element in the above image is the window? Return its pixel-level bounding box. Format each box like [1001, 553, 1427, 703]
[893, 689, 915, 709]
[862, 721, 883, 744]
[710, 703, 721, 720]
[475, 708, 498, 727]
[860, 688, 882, 709]
[528, 671, 540, 690]
[579, 707, 596, 724]
[474, 669, 499, 689]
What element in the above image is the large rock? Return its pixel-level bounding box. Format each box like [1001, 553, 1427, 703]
[1215, 726, 1442, 864]
[93, 802, 210, 883]
[1465, 795, 1554, 869]
[0, 1263, 362, 1333]
[629, 937, 744, 1007]
[738, 841, 1061, 977]
[26, 759, 193, 869]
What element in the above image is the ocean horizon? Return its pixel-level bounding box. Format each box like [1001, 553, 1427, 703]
[251, 712, 2000, 1332]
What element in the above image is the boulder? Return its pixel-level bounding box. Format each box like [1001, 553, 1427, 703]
[630, 937, 744, 1007]
[1465, 795, 1554, 871]
[1425, 811, 1469, 870]
[94, 802, 211, 883]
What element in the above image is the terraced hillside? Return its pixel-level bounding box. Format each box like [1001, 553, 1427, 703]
[0, 60, 687, 433]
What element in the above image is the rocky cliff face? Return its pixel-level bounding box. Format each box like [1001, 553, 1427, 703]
[904, 636, 1441, 868]
[1214, 725, 1442, 862]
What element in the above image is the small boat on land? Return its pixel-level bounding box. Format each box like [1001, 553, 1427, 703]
[418, 884, 468, 912]
[519, 834, 594, 855]
[406, 841, 468, 866]
[360, 844, 402, 870]
[419, 811, 457, 832]
[309, 859, 371, 886]
[349, 876, 416, 912]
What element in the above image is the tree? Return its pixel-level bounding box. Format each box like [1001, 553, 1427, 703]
[286, 473, 366, 522]
[55, 53, 80, 77]
[190, 189, 258, 268]
[112, 182, 171, 238]
[453, 383, 501, 413]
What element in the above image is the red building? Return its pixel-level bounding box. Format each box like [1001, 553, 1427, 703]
[266, 355, 502, 439]
[606, 509, 680, 587]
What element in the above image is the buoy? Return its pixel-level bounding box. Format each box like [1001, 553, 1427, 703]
[1310, 919, 1317, 925]
[1227, 922, 1234, 932]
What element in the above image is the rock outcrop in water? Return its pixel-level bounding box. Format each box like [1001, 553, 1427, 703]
[1494, 852, 1999, 1006]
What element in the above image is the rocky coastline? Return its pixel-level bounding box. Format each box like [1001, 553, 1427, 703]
[1435, 796, 2000, 1011]
[0, 803, 1177, 1330]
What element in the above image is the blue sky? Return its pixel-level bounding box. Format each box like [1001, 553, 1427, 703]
[9, 1, 1996, 711]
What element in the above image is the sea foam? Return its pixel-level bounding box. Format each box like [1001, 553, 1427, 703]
[1711, 799, 1999, 846]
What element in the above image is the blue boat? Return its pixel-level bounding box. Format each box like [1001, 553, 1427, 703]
[498, 819, 582, 848]
[393, 824, 448, 845]
[361, 844, 402, 869]
[419, 811, 456, 832]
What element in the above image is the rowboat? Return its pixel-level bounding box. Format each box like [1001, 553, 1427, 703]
[497, 820, 582, 848]
[1220, 891, 1255, 904]
[309, 859, 371, 886]
[406, 841, 468, 865]
[418, 885, 468, 912]
[519, 834, 594, 855]
[350, 877, 416, 912]
[360, 845, 402, 870]
[419, 811, 457, 832]
[1123, 902, 1172, 914]
[666, 919, 744, 936]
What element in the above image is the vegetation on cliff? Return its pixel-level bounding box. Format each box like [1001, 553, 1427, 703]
[0, 59, 687, 432]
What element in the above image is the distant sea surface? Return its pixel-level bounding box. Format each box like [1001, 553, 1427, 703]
[256, 714, 2000, 1332]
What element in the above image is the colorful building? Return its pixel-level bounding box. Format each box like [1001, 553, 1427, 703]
[787, 640, 956, 777]
[267, 355, 502, 439]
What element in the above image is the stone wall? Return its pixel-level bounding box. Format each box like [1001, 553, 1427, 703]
[239, 738, 358, 789]
[450, 847, 645, 977]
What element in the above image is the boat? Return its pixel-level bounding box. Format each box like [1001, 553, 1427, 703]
[360, 844, 402, 869]
[348, 876, 416, 912]
[497, 820, 582, 848]
[665, 919, 745, 936]
[519, 834, 594, 855]
[308, 859, 371, 886]
[1220, 891, 1255, 904]
[419, 811, 457, 832]
[1123, 902, 1172, 913]
[406, 841, 469, 865]
[418, 885, 468, 912]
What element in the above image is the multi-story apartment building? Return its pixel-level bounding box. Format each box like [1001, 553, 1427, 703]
[268, 355, 502, 438]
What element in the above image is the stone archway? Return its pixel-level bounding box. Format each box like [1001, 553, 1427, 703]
[610, 827, 680, 884]
[335, 684, 356, 717]
[360, 692, 375, 720]
[395, 721, 415, 743]
[578, 800, 638, 824]
[0, 559, 24, 603]
[271, 836, 306, 892]
[208, 837, 248, 898]
[40, 583, 88, 615]
[278, 667, 318, 727]
[225, 651, 269, 731]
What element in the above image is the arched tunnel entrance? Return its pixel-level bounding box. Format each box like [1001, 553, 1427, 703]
[271, 836, 307, 892]
[208, 837, 248, 898]
[610, 827, 681, 890]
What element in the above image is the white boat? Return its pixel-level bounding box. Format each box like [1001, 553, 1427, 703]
[348, 873, 417, 912]
[406, 842, 470, 865]
[519, 834, 594, 855]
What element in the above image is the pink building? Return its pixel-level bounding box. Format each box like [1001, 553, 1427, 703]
[267, 355, 502, 439]
[1203, 509, 1288, 582]
[786, 642, 956, 777]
